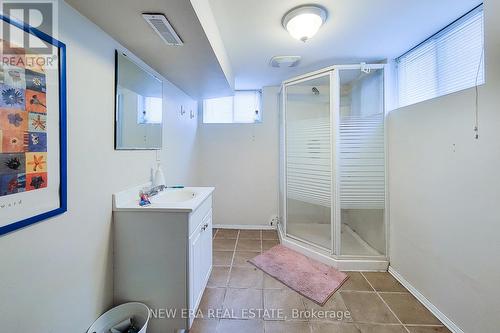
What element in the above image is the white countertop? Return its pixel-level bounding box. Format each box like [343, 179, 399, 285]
[113, 183, 215, 213]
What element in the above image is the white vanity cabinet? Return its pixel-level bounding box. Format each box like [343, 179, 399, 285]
[112, 186, 214, 333]
[189, 206, 213, 314]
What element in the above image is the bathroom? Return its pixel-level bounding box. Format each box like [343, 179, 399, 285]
[0, 0, 499, 333]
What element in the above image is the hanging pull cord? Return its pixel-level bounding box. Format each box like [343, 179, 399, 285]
[474, 45, 484, 140]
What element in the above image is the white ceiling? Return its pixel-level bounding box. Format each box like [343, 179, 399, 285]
[209, 0, 482, 89]
[65, 0, 233, 99]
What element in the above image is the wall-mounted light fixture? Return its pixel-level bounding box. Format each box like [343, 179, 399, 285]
[282, 5, 327, 42]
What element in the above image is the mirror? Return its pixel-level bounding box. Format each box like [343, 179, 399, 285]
[115, 51, 162, 150]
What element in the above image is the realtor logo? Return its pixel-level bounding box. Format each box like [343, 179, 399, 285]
[1, 0, 58, 54]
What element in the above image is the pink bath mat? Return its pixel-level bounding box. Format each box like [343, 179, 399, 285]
[249, 245, 348, 305]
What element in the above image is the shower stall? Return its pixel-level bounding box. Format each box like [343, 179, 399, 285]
[278, 64, 388, 271]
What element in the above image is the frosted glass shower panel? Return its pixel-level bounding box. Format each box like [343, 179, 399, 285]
[285, 74, 332, 250]
[338, 68, 386, 256]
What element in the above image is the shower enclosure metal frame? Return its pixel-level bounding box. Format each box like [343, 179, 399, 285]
[278, 64, 389, 271]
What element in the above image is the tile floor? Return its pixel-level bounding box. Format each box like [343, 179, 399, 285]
[191, 229, 450, 333]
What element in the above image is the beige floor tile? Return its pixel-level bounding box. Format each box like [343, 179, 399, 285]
[302, 292, 352, 322]
[356, 323, 407, 333]
[380, 293, 442, 325]
[233, 251, 260, 267]
[262, 240, 280, 251]
[311, 322, 361, 333]
[222, 288, 263, 319]
[236, 239, 261, 252]
[217, 319, 264, 333]
[215, 229, 239, 239]
[362, 272, 407, 292]
[208, 267, 230, 287]
[228, 267, 263, 288]
[263, 289, 306, 321]
[213, 239, 237, 251]
[262, 230, 279, 240]
[406, 326, 451, 333]
[199, 288, 226, 315]
[340, 272, 374, 292]
[263, 274, 287, 289]
[264, 321, 311, 333]
[239, 229, 262, 239]
[190, 318, 218, 333]
[341, 292, 399, 324]
[213, 251, 234, 266]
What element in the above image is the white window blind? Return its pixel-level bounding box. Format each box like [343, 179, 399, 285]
[203, 90, 261, 123]
[396, 5, 484, 108]
[203, 96, 233, 123]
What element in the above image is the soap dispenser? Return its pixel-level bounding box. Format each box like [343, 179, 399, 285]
[152, 163, 166, 188]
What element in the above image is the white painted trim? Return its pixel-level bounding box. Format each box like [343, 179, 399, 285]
[213, 224, 276, 230]
[282, 83, 288, 237]
[283, 63, 385, 84]
[383, 64, 391, 259]
[331, 68, 340, 255]
[388, 266, 465, 333]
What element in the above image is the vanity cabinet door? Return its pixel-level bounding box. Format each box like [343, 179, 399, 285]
[189, 223, 204, 313]
[201, 210, 213, 284]
[189, 209, 213, 318]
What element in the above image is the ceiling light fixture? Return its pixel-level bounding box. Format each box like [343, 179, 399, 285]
[282, 5, 327, 42]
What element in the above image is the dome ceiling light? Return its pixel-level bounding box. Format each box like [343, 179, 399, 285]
[282, 5, 327, 42]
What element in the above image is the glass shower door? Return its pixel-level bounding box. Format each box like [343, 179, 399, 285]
[336, 67, 386, 256]
[284, 74, 332, 250]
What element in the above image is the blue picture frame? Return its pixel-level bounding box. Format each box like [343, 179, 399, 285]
[0, 14, 67, 236]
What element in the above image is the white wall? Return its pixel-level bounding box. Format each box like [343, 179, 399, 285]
[197, 86, 279, 227]
[388, 1, 500, 332]
[162, 80, 199, 186]
[0, 1, 198, 332]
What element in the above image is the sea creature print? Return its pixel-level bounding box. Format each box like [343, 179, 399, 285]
[31, 114, 46, 130]
[27, 154, 46, 172]
[31, 133, 39, 145]
[30, 94, 46, 108]
[30, 175, 44, 189]
[4, 157, 21, 170]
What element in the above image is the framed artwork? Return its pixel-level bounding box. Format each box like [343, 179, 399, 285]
[0, 14, 66, 236]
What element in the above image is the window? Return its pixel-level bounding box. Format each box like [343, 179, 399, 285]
[203, 90, 262, 123]
[137, 96, 162, 124]
[396, 5, 484, 108]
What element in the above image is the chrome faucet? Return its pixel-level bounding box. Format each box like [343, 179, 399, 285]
[144, 184, 166, 197]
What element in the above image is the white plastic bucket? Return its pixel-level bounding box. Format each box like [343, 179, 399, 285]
[87, 302, 150, 333]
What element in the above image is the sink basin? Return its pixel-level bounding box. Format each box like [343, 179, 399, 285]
[151, 189, 197, 203]
[113, 184, 214, 212]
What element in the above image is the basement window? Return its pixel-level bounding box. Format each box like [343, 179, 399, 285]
[203, 90, 262, 123]
[396, 4, 484, 108]
[137, 96, 162, 124]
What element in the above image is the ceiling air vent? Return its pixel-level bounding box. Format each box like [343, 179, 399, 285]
[270, 56, 301, 68]
[142, 14, 183, 46]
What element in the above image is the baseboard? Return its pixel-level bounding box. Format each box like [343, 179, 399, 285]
[213, 224, 277, 230]
[388, 266, 465, 333]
